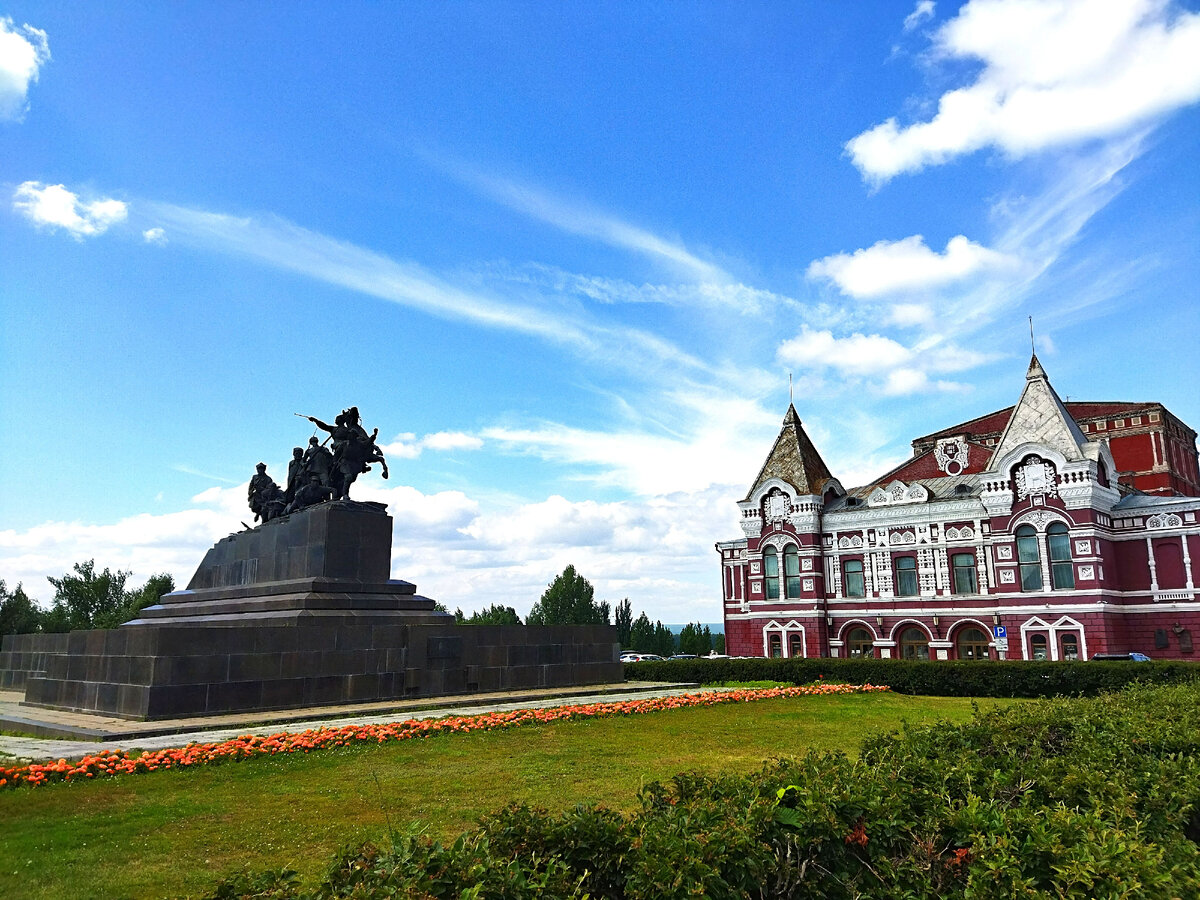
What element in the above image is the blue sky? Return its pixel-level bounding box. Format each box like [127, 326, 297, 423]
[2, 1, 1199, 620]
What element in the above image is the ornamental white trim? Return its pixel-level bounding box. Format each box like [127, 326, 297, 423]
[934, 437, 969, 476]
[1147, 513, 1184, 529]
[867, 480, 930, 508]
[1015, 458, 1058, 501]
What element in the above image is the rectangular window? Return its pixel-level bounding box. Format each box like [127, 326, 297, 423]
[894, 556, 918, 597]
[843, 559, 865, 598]
[951, 553, 977, 594]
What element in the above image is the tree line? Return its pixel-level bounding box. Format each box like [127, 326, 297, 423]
[451, 564, 724, 656]
[0, 561, 176, 636]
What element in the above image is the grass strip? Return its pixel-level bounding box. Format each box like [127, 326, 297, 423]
[0, 683, 887, 788]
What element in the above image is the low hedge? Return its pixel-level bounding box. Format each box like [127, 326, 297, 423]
[624, 656, 1200, 697]
[208, 682, 1200, 898]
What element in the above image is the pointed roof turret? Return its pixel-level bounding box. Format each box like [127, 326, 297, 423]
[990, 354, 1089, 463]
[743, 403, 836, 500]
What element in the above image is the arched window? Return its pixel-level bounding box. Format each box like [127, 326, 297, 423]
[843, 559, 865, 598]
[1029, 633, 1048, 660]
[1016, 525, 1043, 591]
[951, 553, 977, 594]
[899, 627, 930, 660]
[763, 547, 780, 599]
[846, 627, 874, 658]
[788, 632, 804, 658]
[894, 556, 918, 597]
[767, 632, 782, 658]
[1048, 522, 1074, 589]
[1060, 633, 1080, 661]
[784, 545, 802, 599]
[956, 627, 990, 660]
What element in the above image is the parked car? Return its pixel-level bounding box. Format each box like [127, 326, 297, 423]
[1091, 652, 1152, 661]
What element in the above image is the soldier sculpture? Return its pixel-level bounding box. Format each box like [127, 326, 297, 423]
[245, 407, 389, 524]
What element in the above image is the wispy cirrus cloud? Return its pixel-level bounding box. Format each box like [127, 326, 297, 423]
[434, 161, 729, 283]
[12, 181, 127, 238]
[903, 1, 936, 32]
[848, 0, 1200, 183]
[0, 17, 49, 121]
[144, 201, 722, 382]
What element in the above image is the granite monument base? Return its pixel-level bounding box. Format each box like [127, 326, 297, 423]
[9, 623, 619, 720]
[1, 501, 622, 720]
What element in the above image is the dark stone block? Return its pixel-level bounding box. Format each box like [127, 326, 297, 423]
[304, 676, 344, 705]
[260, 677, 300, 709]
[427, 636, 463, 660]
[96, 682, 118, 710]
[146, 684, 209, 718]
[171, 655, 230, 684]
[229, 653, 282, 681]
[208, 680, 263, 712]
[118, 684, 148, 718]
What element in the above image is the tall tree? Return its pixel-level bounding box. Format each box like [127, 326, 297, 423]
[0, 580, 43, 636]
[653, 621, 676, 657]
[629, 612, 655, 652]
[678, 622, 713, 656]
[526, 565, 609, 626]
[614, 598, 633, 647]
[45, 560, 130, 632]
[42, 562, 175, 632]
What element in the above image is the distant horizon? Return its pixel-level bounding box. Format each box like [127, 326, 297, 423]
[3, 2, 1199, 624]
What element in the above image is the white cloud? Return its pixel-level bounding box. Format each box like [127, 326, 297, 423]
[775, 326, 990, 395]
[848, 0, 1200, 182]
[142, 227, 167, 245]
[12, 181, 128, 238]
[904, 1, 936, 32]
[0, 17, 49, 121]
[422, 431, 484, 452]
[806, 234, 1019, 298]
[481, 389, 781, 497]
[379, 431, 484, 460]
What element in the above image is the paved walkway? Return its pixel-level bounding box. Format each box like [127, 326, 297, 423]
[0, 681, 705, 765]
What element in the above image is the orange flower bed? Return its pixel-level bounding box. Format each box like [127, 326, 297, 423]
[0, 683, 888, 789]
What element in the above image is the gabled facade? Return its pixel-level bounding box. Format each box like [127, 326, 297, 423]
[718, 357, 1200, 661]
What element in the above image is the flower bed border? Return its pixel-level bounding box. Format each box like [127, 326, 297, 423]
[0, 683, 887, 789]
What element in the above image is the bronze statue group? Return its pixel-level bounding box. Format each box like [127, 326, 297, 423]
[247, 406, 389, 523]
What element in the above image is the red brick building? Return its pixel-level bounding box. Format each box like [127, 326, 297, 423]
[718, 356, 1200, 661]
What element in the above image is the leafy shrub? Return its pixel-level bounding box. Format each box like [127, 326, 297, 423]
[625, 655, 1200, 697]
[205, 683, 1200, 898]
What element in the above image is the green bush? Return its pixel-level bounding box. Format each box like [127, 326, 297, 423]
[206, 682, 1200, 898]
[624, 656, 1200, 697]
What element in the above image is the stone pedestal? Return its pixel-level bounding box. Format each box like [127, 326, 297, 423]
[2, 501, 622, 720]
[127, 500, 446, 625]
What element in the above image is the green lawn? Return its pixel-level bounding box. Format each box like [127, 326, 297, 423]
[0, 693, 1013, 899]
